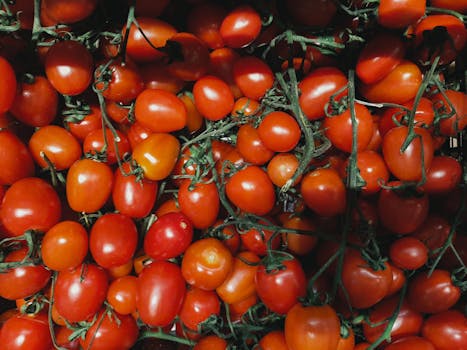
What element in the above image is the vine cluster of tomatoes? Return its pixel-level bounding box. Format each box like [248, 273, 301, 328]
[0, 0, 466, 349]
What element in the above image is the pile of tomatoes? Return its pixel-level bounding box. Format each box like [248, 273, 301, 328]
[0, 0, 466, 349]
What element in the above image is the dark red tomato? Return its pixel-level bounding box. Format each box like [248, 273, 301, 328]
[41, 220, 88, 271]
[66, 105, 102, 142]
[125, 17, 177, 63]
[431, 90, 467, 136]
[178, 180, 220, 229]
[45, 40, 93, 96]
[220, 5, 261, 48]
[422, 310, 467, 350]
[90, 213, 138, 269]
[378, 0, 425, 29]
[187, 2, 226, 49]
[424, 156, 462, 194]
[0, 130, 34, 185]
[382, 126, 434, 182]
[267, 152, 301, 187]
[240, 220, 281, 256]
[385, 336, 435, 350]
[106, 275, 138, 315]
[389, 237, 428, 270]
[126, 121, 152, 149]
[412, 215, 452, 252]
[182, 237, 234, 291]
[193, 75, 234, 121]
[285, 0, 336, 27]
[83, 128, 131, 165]
[324, 103, 374, 153]
[300, 168, 346, 217]
[55, 263, 108, 322]
[258, 330, 288, 350]
[0, 56, 16, 113]
[135, 89, 187, 133]
[0, 247, 51, 300]
[256, 257, 307, 315]
[29, 125, 82, 170]
[179, 287, 221, 331]
[43, 0, 97, 23]
[80, 309, 139, 350]
[299, 67, 348, 120]
[66, 159, 113, 213]
[225, 165, 276, 216]
[258, 111, 301, 152]
[356, 33, 405, 84]
[0, 177, 61, 237]
[359, 60, 422, 104]
[431, 0, 467, 13]
[112, 163, 158, 219]
[363, 296, 423, 344]
[236, 124, 275, 165]
[407, 269, 461, 314]
[105, 102, 130, 124]
[140, 62, 185, 93]
[134, 0, 170, 17]
[377, 183, 429, 235]
[10, 75, 58, 127]
[209, 47, 240, 92]
[137, 260, 186, 327]
[55, 325, 80, 350]
[281, 215, 318, 256]
[194, 335, 228, 350]
[233, 56, 274, 100]
[0, 312, 52, 350]
[341, 248, 392, 309]
[285, 303, 340, 350]
[144, 212, 193, 260]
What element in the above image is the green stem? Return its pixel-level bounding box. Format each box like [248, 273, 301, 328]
[138, 330, 196, 346]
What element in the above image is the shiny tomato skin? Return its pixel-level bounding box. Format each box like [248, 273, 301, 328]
[384, 336, 436, 350]
[0, 312, 52, 350]
[0, 56, 16, 113]
[281, 215, 318, 256]
[66, 159, 113, 213]
[236, 123, 275, 165]
[83, 128, 131, 165]
[258, 111, 301, 152]
[233, 56, 274, 100]
[220, 5, 262, 48]
[66, 105, 102, 142]
[389, 237, 428, 270]
[350, 150, 389, 194]
[412, 215, 452, 252]
[106, 275, 138, 315]
[45, 40, 93, 96]
[43, 0, 97, 23]
[0, 177, 61, 237]
[240, 221, 281, 256]
[423, 156, 462, 194]
[267, 152, 301, 187]
[259, 330, 289, 350]
[193, 335, 228, 350]
[225, 165, 275, 216]
[0, 130, 35, 185]
[421, 310, 467, 350]
[137, 260, 186, 327]
[193, 75, 234, 121]
[179, 287, 221, 331]
[431, 90, 467, 136]
[55, 263, 109, 323]
[377, 0, 425, 29]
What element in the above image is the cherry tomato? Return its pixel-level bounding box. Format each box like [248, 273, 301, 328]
[187, 2, 226, 49]
[140, 62, 185, 93]
[0, 312, 52, 350]
[348, 150, 389, 194]
[267, 152, 301, 188]
[258, 111, 301, 152]
[240, 220, 281, 256]
[430, 0, 467, 13]
[233, 56, 274, 100]
[193, 75, 234, 121]
[422, 310, 467, 350]
[431, 90, 467, 136]
[179, 287, 221, 331]
[384, 336, 436, 350]
[220, 5, 262, 48]
[66, 105, 102, 142]
[106, 275, 138, 315]
[412, 215, 452, 252]
[236, 123, 275, 165]
[0, 56, 16, 113]
[42, 0, 97, 24]
[389, 237, 428, 270]
[0, 130, 35, 185]
[83, 128, 131, 165]
[193, 335, 228, 350]
[377, 0, 425, 29]
[281, 215, 318, 256]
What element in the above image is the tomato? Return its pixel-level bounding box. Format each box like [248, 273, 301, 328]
[179, 93, 204, 134]
[256, 257, 307, 315]
[43, 0, 97, 23]
[385, 336, 436, 350]
[137, 260, 186, 327]
[280, 215, 317, 256]
[216, 251, 260, 304]
[193, 75, 234, 121]
[337, 327, 355, 350]
[79, 309, 139, 350]
[324, 103, 374, 153]
[83, 128, 131, 165]
[431, 90, 467, 136]
[0, 130, 35, 185]
[144, 212, 193, 260]
[41, 220, 88, 271]
[285, 303, 340, 350]
[407, 269, 461, 314]
[236, 124, 275, 165]
[356, 33, 405, 84]
[135, 88, 187, 133]
[132, 133, 180, 181]
[389, 237, 428, 270]
[430, 0, 467, 13]
[258, 111, 301, 152]
[90, 213, 138, 269]
[377, 0, 425, 29]
[106, 275, 138, 315]
[382, 126, 434, 182]
[341, 248, 392, 309]
[348, 150, 389, 194]
[178, 180, 220, 229]
[1, 177, 61, 237]
[179, 287, 221, 331]
[422, 310, 467, 350]
[267, 153, 301, 188]
[220, 5, 261, 48]
[187, 2, 226, 49]
[125, 17, 177, 63]
[66, 159, 113, 213]
[240, 220, 281, 256]
[55, 263, 108, 322]
[359, 60, 422, 104]
[232, 97, 260, 118]
[0, 247, 51, 300]
[0, 312, 52, 350]
[126, 121, 152, 149]
[233, 56, 274, 100]
[134, 0, 170, 18]
[363, 296, 423, 344]
[0, 56, 16, 113]
[285, 0, 336, 27]
[55, 325, 80, 350]
[10, 75, 58, 127]
[182, 237, 233, 291]
[225, 165, 276, 216]
[300, 168, 346, 217]
[209, 47, 241, 96]
[258, 330, 289, 350]
[193, 335, 228, 350]
[141, 62, 185, 93]
[412, 215, 452, 252]
[65, 105, 102, 142]
[45, 40, 93, 96]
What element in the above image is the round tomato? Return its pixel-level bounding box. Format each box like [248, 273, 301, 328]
[106, 275, 138, 315]
[0, 312, 52, 350]
[258, 111, 301, 152]
[389, 237, 428, 270]
[422, 310, 467, 350]
[259, 330, 289, 350]
[0, 130, 35, 186]
[423, 156, 462, 194]
[0, 56, 16, 113]
[193, 335, 228, 350]
[193, 75, 234, 121]
[267, 152, 301, 187]
[83, 128, 131, 165]
[236, 123, 275, 165]
[179, 287, 221, 331]
[233, 56, 274, 100]
[377, 0, 425, 29]
[220, 5, 261, 48]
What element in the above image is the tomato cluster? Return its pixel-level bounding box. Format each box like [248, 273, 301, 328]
[0, 0, 466, 349]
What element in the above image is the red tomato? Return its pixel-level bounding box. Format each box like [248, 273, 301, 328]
[412, 215, 452, 252]
[285, 0, 336, 27]
[233, 56, 274, 100]
[54, 263, 108, 322]
[348, 150, 389, 194]
[258, 330, 289, 350]
[377, 0, 425, 29]
[137, 260, 186, 327]
[240, 220, 281, 256]
[225, 165, 276, 216]
[193, 335, 228, 350]
[0, 312, 52, 350]
[126, 121, 152, 149]
[106, 275, 138, 315]
[258, 111, 301, 152]
[193, 75, 234, 121]
[45, 40, 93, 96]
[66, 159, 113, 213]
[0, 56, 16, 113]
[179, 92, 204, 133]
[389, 237, 428, 270]
[220, 5, 262, 48]
[134, 0, 170, 17]
[83, 128, 131, 165]
[140, 62, 185, 93]
[42, 0, 97, 23]
[267, 153, 301, 187]
[422, 310, 467, 350]
[430, 0, 467, 13]
[0, 130, 35, 185]
[285, 303, 340, 350]
[236, 124, 275, 165]
[179, 287, 221, 331]
[281, 215, 318, 256]
[431, 90, 467, 136]
[65, 105, 102, 142]
[187, 2, 226, 49]
[386, 337, 436, 350]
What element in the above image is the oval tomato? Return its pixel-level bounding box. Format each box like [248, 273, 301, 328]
[179, 287, 221, 331]
[43, 0, 97, 23]
[258, 111, 301, 152]
[240, 220, 281, 256]
[106, 275, 138, 315]
[236, 123, 275, 165]
[233, 56, 274, 100]
[66, 105, 102, 142]
[193, 75, 234, 121]
[220, 5, 261, 48]
[258, 330, 289, 350]
[385, 336, 436, 350]
[193, 335, 228, 350]
[423, 155, 462, 194]
[187, 2, 226, 50]
[377, 0, 425, 29]
[431, 90, 467, 136]
[0, 130, 35, 186]
[0, 312, 52, 350]
[389, 237, 428, 270]
[267, 152, 301, 187]
[422, 311, 467, 350]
